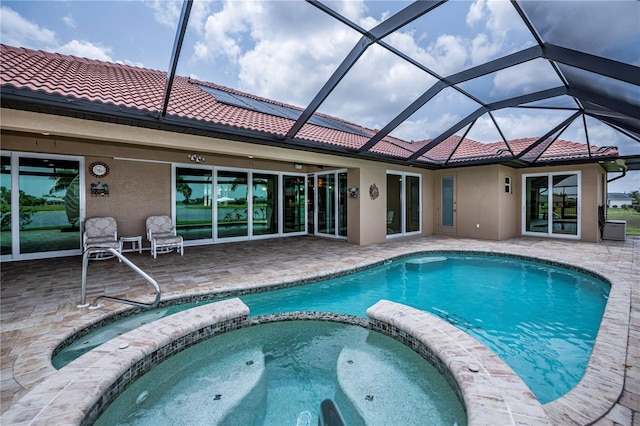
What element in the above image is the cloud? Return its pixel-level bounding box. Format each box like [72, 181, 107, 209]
[492, 59, 561, 97]
[0, 6, 57, 49]
[58, 40, 114, 62]
[63, 15, 76, 30]
[491, 110, 575, 141]
[192, 1, 364, 107]
[145, 0, 182, 28]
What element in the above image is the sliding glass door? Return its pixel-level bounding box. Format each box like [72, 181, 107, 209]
[217, 170, 249, 239]
[523, 172, 580, 238]
[387, 171, 422, 237]
[252, 173, 278, 237]
[1, 155, 11, 256]
[283, 175, 306, 234]
[175, 167, 212, 241]
[314, 170, 347, 238]
[1, 152, 83, 260]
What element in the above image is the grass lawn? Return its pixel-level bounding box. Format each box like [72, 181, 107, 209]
[607, 208, 640, 235]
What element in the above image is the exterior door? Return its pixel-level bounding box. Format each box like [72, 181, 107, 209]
[523, 172, 581, 238]
[314, 170, 347, 238]
[440, 175, 456, 233]
[1, 152, 83, 260]
[175, 167, 213, 242]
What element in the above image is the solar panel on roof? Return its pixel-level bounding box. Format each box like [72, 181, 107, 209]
[198, 84, 369, 137]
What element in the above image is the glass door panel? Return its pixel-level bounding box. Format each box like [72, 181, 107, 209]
[252, 173, 278, 236]
[525, 176, 549, 234]
[1, 156, 11, 255]
[387, 174, 402, 235]
[317, 173, 335, 235]
[283, 175, 305, 233]
[217, 170, 248, 239]
[551, 174, 578, 235]
[176, 167, 212, 241]
[405, 175, 420, 233]
[442, 176, 455, 227]
[19, 157, 80, 253]
[338, 172, 348, 237]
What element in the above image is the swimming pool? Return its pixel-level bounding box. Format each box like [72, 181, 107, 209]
[94, 320, 467, 426]
[54, 252, 609, 404]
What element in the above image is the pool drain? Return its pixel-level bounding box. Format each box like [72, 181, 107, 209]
[214, 394, 222, 400]
[365, 395, 374, 401]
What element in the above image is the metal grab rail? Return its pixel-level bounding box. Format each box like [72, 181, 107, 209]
[79, 247, 161, 309]
[319, 399, 345, 426]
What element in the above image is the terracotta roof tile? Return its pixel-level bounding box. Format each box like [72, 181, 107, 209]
[0, 44, 619, 165]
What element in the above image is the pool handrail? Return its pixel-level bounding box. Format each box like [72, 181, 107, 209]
[79, 247, 161, 309]
[319, 399, 346, 426]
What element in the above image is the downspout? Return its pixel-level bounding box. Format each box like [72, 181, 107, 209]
[607, 169, 627, 184]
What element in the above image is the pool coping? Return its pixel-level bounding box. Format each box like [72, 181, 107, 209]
[5, 247, 631, 425]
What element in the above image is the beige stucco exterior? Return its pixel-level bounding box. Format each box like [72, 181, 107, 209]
[1, 108, 608, 260]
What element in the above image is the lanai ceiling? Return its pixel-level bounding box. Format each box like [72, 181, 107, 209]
[2, 0, 640, 171]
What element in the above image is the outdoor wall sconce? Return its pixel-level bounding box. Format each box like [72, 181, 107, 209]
[348, 187, 359, 198]
[188, 153, 206, 163]
[90, 182, 109, 197]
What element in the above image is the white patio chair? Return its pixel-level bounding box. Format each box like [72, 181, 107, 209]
[83, 216, 121, 260]
[146, 215, 184, 259]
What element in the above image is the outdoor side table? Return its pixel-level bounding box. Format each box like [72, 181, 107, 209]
[119, 235, 142, 254]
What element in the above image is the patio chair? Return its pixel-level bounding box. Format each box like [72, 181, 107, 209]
[146, 215, 184, 259]
[83, 216, 121, 260]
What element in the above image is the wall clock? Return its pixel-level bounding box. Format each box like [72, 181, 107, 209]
[89, 161, 109, 178]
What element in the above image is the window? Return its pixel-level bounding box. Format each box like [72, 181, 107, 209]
[505, 176, 512, 194]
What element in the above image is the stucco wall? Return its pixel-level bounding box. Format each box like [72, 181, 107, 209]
[1, 108, 607, 248]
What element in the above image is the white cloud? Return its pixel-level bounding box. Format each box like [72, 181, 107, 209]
[392, 112, 462, 142]
[0, 6, 57, 49]
[191, 0, 363, 108]
[492, 59, 560, 97]
[492, 110, 573, 141]
[145, 0, 182, 28]
[62, 15, 76, 30]
[58, 40, 113, 62]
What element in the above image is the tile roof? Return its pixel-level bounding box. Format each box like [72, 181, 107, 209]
[0, 44, 619, 166]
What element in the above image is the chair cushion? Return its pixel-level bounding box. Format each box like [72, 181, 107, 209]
[86, 240, 120, 249]
[85, 217, 117, 238]
[154, 235, 183, 245]
[146, 216, 175, 235]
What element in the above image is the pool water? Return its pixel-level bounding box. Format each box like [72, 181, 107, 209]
[56, 253, 609, 404]
[94, 321, 467, 426]
[239, 254, 608, 403]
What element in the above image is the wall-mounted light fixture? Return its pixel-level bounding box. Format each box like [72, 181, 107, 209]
[187, 153, 206, 163]
[294, 163, 303, 170]
[348, 187, 359, 198]
[90, 182, 110, 197]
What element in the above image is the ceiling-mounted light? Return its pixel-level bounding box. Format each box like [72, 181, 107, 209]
[294, 163, 303, 170]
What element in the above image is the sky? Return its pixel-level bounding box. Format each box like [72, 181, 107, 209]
[1, 0, 639, 193]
